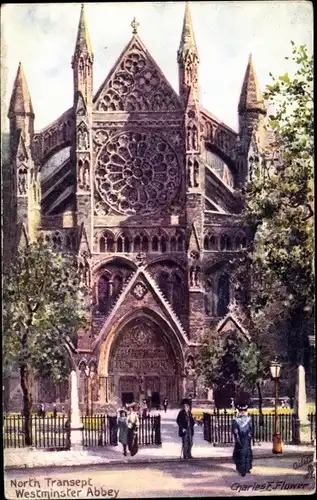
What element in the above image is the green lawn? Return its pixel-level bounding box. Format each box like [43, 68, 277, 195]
[192, 406, 316, 420]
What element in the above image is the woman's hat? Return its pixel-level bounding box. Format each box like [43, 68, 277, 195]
[119, 409, 127, 416]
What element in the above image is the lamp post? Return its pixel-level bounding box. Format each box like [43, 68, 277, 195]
[270, 358, 283, 454]
[84, 366, 91, 416]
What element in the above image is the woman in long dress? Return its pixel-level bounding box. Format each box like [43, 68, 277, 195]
[231, 403, 253, 476]
[127, 403, 139, 456]
[118, 410, 128, 456]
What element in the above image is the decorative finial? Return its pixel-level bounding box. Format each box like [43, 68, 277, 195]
[131, 17, 139, 35]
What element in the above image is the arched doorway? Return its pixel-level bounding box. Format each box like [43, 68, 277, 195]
[107, 316, 182, 405]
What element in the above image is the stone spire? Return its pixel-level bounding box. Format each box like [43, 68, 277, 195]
[72, 3, 93, 105]
[177, 2, 199, 64]
[238, 54, 265, 114]
[8, 62, 34, 117]
[178, 2, 199, 104]
[73, 3, 93, 59]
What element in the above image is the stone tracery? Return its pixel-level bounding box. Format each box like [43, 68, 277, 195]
[96, 43, 180, 112]
[95, 131, 181, 215]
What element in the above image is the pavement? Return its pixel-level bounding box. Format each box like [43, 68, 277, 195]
[4, 409, 315, 470]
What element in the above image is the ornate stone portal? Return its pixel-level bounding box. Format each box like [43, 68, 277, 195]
[108, 318, 181, 404]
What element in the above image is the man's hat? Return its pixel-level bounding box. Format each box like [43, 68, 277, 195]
[181, 398, 191, 406]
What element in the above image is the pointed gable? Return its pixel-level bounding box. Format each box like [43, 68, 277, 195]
[217, 312, 250, 341]
[92, 267, 188, 352]
[77, 223, 91, 255]
[188, 223, 201, 252]
[93, 35, 182, 112]
[13, 130, 29, 163]
[75, 91, 87, 116]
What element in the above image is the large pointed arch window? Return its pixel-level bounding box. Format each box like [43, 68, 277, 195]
[205, 271, 230, 317]
[98, 274, 111, 313]
[217, 274, 230, 316]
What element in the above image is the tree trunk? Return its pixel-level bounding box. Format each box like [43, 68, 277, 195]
[20, 363, 33, 446]
[256, 381, 264, 426]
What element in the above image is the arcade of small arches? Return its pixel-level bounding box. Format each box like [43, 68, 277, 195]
[97, 230, 186, 254]
[42, 230, 78, 251]
[33, 117, 73, 161]
[204, 231, 247, 251]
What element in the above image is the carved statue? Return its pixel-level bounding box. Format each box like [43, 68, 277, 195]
[187, 159, 193, 187]
[18, 168, 27, 195]
[189, 266, 194, 287]
[78, 128, 89, 150]
[83, 162, 90, 189]
[193, 160, 199, 187]
[194, 266, 200, 287]
[186, 127, 192, 150]
[136, 252, 146, 266]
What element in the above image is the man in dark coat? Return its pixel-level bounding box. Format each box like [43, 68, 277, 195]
[231, 402, 253, 477]
[176, 398, 195, 459]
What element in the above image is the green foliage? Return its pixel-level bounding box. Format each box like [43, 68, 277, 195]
[246, 42, 314, 365]
[3, 237, 88, 382]
[199, 333, 271, 396]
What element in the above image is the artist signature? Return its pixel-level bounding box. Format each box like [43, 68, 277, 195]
[293, 454, 316, 479]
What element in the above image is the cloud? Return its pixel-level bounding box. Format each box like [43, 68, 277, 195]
[1, 1, 313, 132]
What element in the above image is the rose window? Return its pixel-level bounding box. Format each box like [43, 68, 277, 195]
[95, 132, 181, 215]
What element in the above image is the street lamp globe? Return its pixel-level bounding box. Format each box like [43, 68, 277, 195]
[270, 359, 281, 379]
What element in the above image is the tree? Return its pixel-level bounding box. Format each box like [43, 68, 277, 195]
[199, 330, 272, 414]
[199, 332, 247, 408]
[3, 237, 88, 445]
[245, 42, 314, 382]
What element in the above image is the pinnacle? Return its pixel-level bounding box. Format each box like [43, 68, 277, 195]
[74, 3, 93, 58]
[8, 62, 34, 117]
[238, 54, 265, 114]
[178, 1, 199, 63]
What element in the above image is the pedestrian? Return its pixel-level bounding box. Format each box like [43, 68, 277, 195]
[141, 399, 149, 419]
[118, 409, 129, 456]
[53, 403, 57, 418]
[163, 397, 168, 413]
[37, 404, 42, 417]
[232, 402, 253, 477]
[127, 403, 139, 457]
[41, 403, 46, 418]
[230, 397, 235, 410]
[188, 394, 193, 411]
[176, 398, 195, 459]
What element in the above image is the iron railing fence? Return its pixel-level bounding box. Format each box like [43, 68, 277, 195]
[3, 414, 70, 449]
[203, 411, 316, 445]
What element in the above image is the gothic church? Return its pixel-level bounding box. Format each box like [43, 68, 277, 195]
[4, 3, 268, 410]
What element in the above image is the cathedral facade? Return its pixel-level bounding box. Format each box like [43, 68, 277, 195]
[4, 4, 267, 411]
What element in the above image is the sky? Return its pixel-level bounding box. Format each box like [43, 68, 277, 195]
[1, 1, 313, 133]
